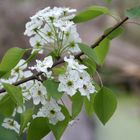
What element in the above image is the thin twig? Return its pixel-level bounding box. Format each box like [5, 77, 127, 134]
[0, 17, 129, 94]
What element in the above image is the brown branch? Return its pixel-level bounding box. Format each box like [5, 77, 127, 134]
[0, 17, 129, 94]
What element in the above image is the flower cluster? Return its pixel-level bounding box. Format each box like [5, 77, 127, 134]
[0, 56, 65, 133]
[30, 55, 53, 78]
[24, 7, 81, 55]
[33, 99, 65, 125]
[58, 55, 96, 100]
[0, 6, 97, 138]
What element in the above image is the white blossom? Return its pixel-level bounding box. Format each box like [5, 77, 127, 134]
[58, 69, 81, 96]
[10, 59, 33, 82]
[79, 82, 96, 100]
[33, 99, 65, 125]
[64, 55, 87, 72]
[30, 56, 53, 78]
[20, 81, 34, 100]
[24, 7, 81, 55]
[24, 18, 43, 36]
[78, 71, 96, 99]
[29, 81, 47, 105]
[2, 118, 20, 134]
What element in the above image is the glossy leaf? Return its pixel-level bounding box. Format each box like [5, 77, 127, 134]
[25, 50, 39, 64]
[94, 87, 117, 125]
[125, 6, 140, 19]
[3, 83, 23, 106]
[105, 27, 124, 40]
[82, 58, 96, 75]
[71, 93, 84, 118]
[94, 38, 110, 65]
[43, 79, 63, 100]
[73, 6, 109, 23]
[52, 66, 66, 75]
[20, 108, 34, 134]
[27, 117, 50, 140]
[84, 94, 95, 117]
[78, 43, 99, 64]
[0, 47, 25, 77]
[0, 95, 16, 116]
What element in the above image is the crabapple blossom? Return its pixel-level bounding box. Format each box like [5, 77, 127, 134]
[33, 99, 65, 125]
[2, 118, 20, 134]
[30, 56, 53, 78]
[58, 69, 81, 96]
[29, 81, 47, 105]
[24, 7, 81, 55]
[64, 55, 87, 72]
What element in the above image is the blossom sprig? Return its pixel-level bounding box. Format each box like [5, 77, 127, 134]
[0, 4, 132, 140]
[24, 7, 81, 56]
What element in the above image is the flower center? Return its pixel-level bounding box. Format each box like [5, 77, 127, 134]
[50, 110, 55, 114]
[69, 42, 75, 48]
[49, 16, 54, 22]
[80, 76, 83, 80]
[36, 41, 41, 47]
[14, 68, 19, 73]
[65, 32, 70, 37]
[47, 32, 52, 37]
[67, 81, 73, 87]
[9, 121, 14, 126]
[38, 91, 42, 95]
[83, 85, 87, 90]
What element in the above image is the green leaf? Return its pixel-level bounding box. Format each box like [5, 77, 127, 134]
[94, 38, 110, 65]
[73, 6, 109, 23]
[82, 58, 96, 75]
[78, 43, 99, 64]
[104, 0, 112, 3]
[125, 6, 140, 19]
[27, 117, 50, 140]
[71, 93, 84, 118]
[105, 27, 124, 40]
[49, 105, 70, 140]
[94, 87, 117, 125]
[84, 94, 95, 117]
[24, 50, 39, 64]
[3, 83, 23, 106]
[0, 47, 25, 77]
[52, 66, 67, 75]
[20, 108, 34, 135]
[0, 95, 16, 116]
[43, 79, 63, 100]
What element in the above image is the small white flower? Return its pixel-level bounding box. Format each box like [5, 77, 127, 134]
[30, 56, 53, 78]
[20, 81, 34, 100]
[58, 69, 81, 96]
[29, 34, 45, 47]
[24, 18, 43, 36]
[64, 55, 87, 72]
[2, 118, 20, 134]
[30, 81, 47, 105]
[10, 59, 33, 83]
[33, 99, 65, 125]
[79, 82, 96, 100]
[78, 71, 91, 84]
[54, 20, 74, 32]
